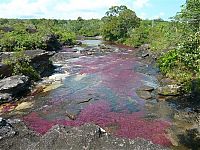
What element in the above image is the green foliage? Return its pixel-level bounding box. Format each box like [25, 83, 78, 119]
[158, 31, 200, 91]
[175, 0, 200, 31]
[125, 20, 182, 50]
[65, 18, 102, 37]
[3, 52, 40, 81]
[101, 5, 140, 42]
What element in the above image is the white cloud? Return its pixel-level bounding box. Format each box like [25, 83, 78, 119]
[0, 0, 151, 19]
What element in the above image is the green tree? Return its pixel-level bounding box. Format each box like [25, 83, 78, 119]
[175, 0, 200, 31]
[101, 5, 140, 41]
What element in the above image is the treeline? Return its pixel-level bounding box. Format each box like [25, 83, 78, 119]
[0, 18, 101, 51]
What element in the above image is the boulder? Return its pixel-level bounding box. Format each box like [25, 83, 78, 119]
[0, 75, 30, 102]
[25, 50, 55, 77]
[0, 63, 12, 78]
[157, 85, 181, 96]
[42, 34, 61, 51]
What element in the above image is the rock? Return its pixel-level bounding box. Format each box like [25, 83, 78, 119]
[0, 26, 14, 32]
[0, 93, 12, 102]
[32, 124, 167, 150]
[42, 34, 61, 51]
[0, 75, 29, 94]
[157, 85, 181, 96]
[137, 85, 154, 92]
[0, 117, 16, 140]
[142, 52, 149, 58]
[25, 25, 37, 33]
[183, 128, 200, 149]
[0, 63, 12, 79]
[136, 90, 152, 100]
[25, 50, 55, 77]
[65, 111, 77, 120]
[75, 41, 82, 46]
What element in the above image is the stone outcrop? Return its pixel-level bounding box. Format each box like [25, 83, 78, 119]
[0, 122, 168, 150]
[0, 75, 30, 103]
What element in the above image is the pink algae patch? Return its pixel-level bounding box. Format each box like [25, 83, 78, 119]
[0, 103, 17, 113]
[23, 100, 171, 146]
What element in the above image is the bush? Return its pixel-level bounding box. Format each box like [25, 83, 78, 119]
[3, 52, 40, 81]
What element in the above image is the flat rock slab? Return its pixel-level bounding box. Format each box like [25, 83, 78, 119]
[0, 123, 168, 150]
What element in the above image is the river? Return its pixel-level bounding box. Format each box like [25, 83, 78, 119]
[1, 40, 198, 149]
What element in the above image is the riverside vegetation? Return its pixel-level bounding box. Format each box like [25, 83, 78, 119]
[0, 0, 199, 94]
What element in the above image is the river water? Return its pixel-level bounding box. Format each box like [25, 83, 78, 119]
[1, 40, 197, 149]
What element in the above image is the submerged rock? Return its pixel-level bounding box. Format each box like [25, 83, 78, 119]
[136, 85, 154, 100]
[136, 90, 152, 100]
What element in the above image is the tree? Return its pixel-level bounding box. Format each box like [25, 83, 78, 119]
[175, 0, 200, 31]
[101, 5, 140, 41]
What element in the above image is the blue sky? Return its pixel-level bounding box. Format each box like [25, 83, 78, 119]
[0, 0, 186, 20]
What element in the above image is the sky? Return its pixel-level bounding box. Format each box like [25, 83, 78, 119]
[0, 0, 186, 20]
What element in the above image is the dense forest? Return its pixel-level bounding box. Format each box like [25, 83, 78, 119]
[0, 0, 199, 93]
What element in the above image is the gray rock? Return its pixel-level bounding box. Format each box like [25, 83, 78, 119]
[33, 124, 168, 150]
[0, 118, 16, 140]
[0, 123, 168, 150]
[25, 50, 55, 77]
[157, 85, 181, 96]
[0, 75, 29, 97]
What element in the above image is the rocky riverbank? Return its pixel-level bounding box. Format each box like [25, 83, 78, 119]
[0, 50, 55, 103]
